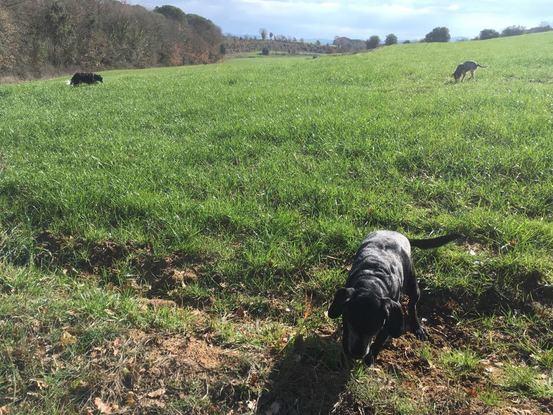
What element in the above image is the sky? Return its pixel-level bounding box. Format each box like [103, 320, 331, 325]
[131, 1, 553, 41]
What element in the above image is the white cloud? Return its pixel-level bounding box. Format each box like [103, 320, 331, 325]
[132, 0, 553, 40]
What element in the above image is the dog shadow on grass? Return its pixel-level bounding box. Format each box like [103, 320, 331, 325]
[257, 334, 351, 414]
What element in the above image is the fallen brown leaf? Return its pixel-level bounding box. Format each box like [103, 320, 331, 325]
[234, 306, 246, 318]
[303, 295, 313, 319]
[94, 397, 118, 414]
[30, 378, 48, 390]
[125, 392, 137, 407]
[60, 331, 77, 347]
[147, 388, 166, 399]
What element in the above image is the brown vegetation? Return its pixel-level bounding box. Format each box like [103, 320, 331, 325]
[224, 35, 335, 55]
[0, 0, 223, 79]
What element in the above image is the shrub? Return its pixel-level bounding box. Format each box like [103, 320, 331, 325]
[366, 35, 380, 50]
[424, 27, 451, 42]
[501, 25, 526, 37]
[385, 34, 398, 46]
[479, 29, 500, 40]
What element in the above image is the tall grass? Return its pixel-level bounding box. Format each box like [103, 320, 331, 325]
[0, 33, 552, 304]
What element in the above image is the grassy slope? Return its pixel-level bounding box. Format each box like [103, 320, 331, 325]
[0, 33, 552, 413]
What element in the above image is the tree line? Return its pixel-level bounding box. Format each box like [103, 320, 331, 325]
[333, 21, 552, 53]
[224, 33, 335, 55]
[478, 23, 551, 40]
[0, 1, 223, 79]
[418, 23, 552, 43]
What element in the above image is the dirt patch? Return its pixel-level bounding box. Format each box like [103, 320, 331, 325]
[34, 231, 208, 298]
[35, 230, 136, 271]
[258, 334, 349, 415]
[256, 307, 485, 414]
[298, 293, 552, 415]
[82, 330, 254, 414]
[326, 314, 550, 415]
[4, 299, 551, 414]
[32, 231, 552, 312]
[14, 232, 552, 413]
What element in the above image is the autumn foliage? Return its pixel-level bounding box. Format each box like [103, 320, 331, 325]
[0, 0, 223, 78]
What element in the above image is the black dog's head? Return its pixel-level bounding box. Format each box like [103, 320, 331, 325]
[452, 67, 462, 81]
[328, 288, 403, 359]
[94, 74, 103, 83]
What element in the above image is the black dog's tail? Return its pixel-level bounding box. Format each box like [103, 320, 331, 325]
[477, 63, 487, 68]
[409, 233, 462, 249]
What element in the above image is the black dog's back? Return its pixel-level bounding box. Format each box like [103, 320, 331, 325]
[348, 231, 461, 285]
[348, 231, 412, 298]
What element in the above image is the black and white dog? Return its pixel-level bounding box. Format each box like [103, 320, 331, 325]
[328, 230, 460, 365]
[70, 72, 103, 86]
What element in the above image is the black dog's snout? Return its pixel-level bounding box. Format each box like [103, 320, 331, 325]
[343, 335, 369, 359]
[348, 349, 367, 359]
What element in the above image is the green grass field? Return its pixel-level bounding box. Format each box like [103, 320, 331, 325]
[1, 32, 552, 414]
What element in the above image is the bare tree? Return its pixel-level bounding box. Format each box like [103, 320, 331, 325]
[259, 28, 268, 40]
[0, 6, 17, 72]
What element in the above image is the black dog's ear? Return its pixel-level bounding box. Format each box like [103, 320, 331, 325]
[382, 298, 404, 338]
[328, 288, 355, 319]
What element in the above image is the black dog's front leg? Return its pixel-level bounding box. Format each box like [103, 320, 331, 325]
[363, 330, 389, 366]
[405, 263, 428, 341]
[408, 288, 428, 341]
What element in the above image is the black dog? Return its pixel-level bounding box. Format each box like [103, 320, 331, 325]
[328, 230, 460, 365]
[70, 72, 103, 86]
